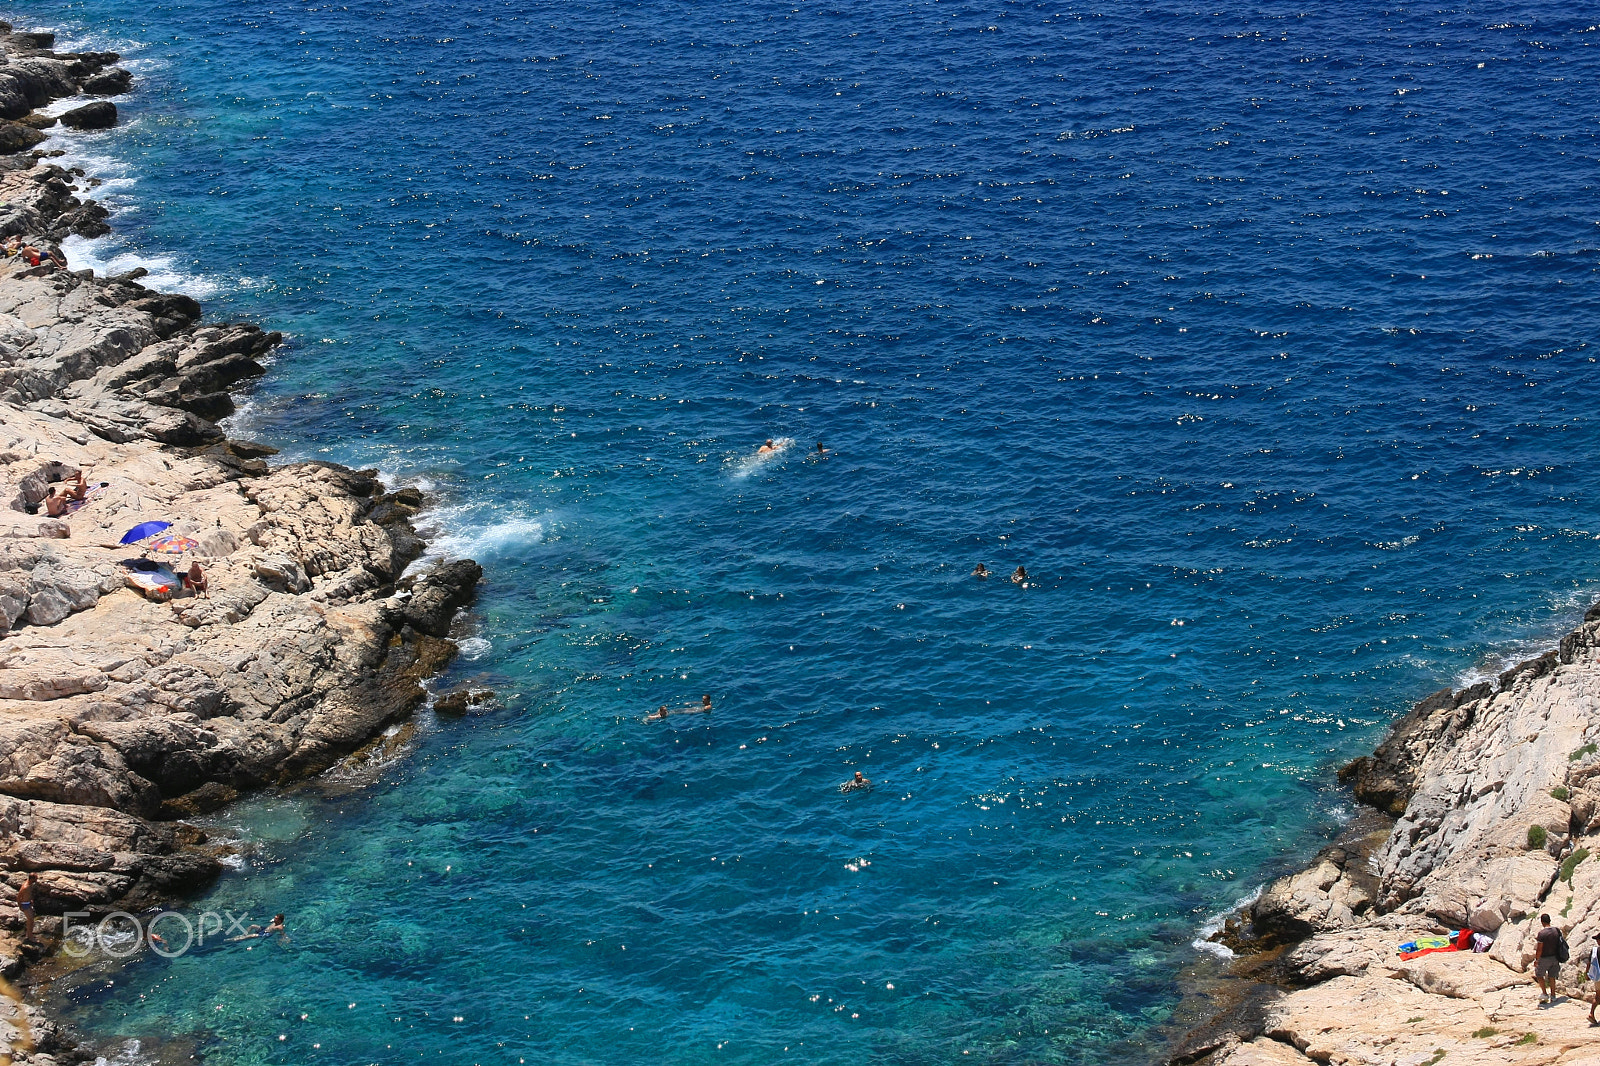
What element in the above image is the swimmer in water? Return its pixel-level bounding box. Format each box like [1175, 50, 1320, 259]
[700, 694, 712, 711]
[816, 442, 829, 456]
[757, 440, 778, 455]
[972, 563, 990, 578]
[228, 914, 287, 942]
[839, 770, 871, 793]
[1011, 566, 1028, 585]
[649, 706, 670, 720]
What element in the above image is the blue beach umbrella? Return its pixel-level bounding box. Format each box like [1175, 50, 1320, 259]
[119, 520, 171, 545]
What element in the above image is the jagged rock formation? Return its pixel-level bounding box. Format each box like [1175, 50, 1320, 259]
[0, 23, 481, 1062]
[1175, 610, 1600, 1065]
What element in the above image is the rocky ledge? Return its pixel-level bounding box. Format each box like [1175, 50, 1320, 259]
[0, 23, 482, 1063]
[1171, 607, 1600, 1065]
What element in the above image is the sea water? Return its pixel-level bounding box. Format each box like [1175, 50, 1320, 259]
[11, 1, 1600, 1062]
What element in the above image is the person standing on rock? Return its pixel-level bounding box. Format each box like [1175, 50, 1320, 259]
[16, 873, 35, 940]
[1534, 913, 1564, 1005]
[1587, 932, 1600, 1024]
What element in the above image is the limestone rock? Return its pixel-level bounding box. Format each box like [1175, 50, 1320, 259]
[402, 559, 483, 637]
[0, 119, 44, 154]
[58, 101, 114, 130]
[80, 67, 131, 95]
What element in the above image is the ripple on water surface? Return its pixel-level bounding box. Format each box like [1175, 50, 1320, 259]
[21, 0, 1600, 1062]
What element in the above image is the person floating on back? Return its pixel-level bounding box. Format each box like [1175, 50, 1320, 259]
[228, 913, 287, 942]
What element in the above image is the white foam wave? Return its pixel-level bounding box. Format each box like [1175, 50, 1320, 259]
[61, 235, 224, 298]
[728, 436, 795, 479]
[92, 1039, 154, 1066]
[457, 636, 492, 660]
[1192, 883, 1263, 959]
[415, 501, 544, 563]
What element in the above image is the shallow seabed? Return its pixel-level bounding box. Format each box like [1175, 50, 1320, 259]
[12, 0, 1600, 1062]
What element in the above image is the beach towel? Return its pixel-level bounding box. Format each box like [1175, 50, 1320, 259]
[1397, 934, 1460, 960]
[123, 564, 179, 598]
[66, 484, 106, 512]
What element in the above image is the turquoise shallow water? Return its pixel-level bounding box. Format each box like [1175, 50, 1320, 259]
[11, 0, 1600, 1062]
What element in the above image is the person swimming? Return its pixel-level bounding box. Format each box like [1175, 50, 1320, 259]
[1011, 566, 1029, 586]
[674, 694, 712, 714]
[648, 706, 670, 721]
[757, 439, 778, 455]
[972, 563, 990, 578]
[228, 914, 287, 942]
[816, 442, 829, 455]
[839, 770, 871, 793]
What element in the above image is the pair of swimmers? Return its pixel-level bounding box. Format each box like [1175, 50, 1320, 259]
[648, 695, 712, 720]
[972, 563, 1028, 585]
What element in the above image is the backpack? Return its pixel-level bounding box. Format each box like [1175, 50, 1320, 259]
[1559, 933, 1571, 964]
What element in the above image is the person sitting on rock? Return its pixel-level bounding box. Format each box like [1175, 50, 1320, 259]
[182, 561, 209, 599]
[42, 487, 67, 518]
[2, 236, 20, 258]
[61, 471, 88, 502]
[19, 246, 40, 268]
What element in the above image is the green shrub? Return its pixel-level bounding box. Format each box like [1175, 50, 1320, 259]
[1562, 848, 1590, 883]
[1562, 893, 1575, 918]
[1471, 1027, 1499, 1038]
[1552, 786, 1570, 801]
[1424, 1049, 1446, 1066]
[1516, 1032, 1537, 1045]
[1571, 743, 1597, 762]
[1529, 824, 1548, 849]
[1406, 1016, 1424, 1023]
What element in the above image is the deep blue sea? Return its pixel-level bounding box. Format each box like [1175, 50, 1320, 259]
[11, 0, 1600, 1062]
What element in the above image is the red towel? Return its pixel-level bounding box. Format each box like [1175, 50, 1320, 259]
[1399, 945, 1460, 961]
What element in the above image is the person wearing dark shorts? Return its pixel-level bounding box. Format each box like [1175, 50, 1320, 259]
[1535, 913, 1563, 1005]
[15, 873, 34, 939]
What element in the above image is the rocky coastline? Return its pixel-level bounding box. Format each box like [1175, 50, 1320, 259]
[1168, 606, 1600, 1065]
[0, 23, 482, 1063]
